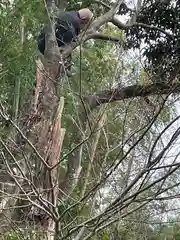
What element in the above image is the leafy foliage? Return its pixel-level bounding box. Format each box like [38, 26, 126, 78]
[125, 0, 180, 80]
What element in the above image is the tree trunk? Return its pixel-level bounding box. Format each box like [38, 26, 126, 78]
[0, 54, 66, 239]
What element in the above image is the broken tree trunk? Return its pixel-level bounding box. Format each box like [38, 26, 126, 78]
[19, 58, 65, 238]
[0, 53, 66, 239]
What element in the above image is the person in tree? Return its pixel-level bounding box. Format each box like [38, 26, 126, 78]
[37, 8, 93, 76]
[37, 8, 93, 55]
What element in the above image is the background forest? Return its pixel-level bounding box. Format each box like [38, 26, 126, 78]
[1, 0, 180, 239]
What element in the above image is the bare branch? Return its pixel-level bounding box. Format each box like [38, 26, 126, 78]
[84, 83, 180, 110]
[111, 18, 174, 39]
[86, 33, 122, 43]
[93, 0, 110, 9]
[92, 0, 124, 30]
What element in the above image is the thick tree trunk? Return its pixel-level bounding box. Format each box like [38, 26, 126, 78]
[21, 58, 65, 237]
[0, 55, 66, 238]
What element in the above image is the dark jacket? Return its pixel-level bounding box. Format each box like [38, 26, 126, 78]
[38, 11, 81, 54]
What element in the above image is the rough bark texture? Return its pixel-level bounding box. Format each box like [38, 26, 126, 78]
[0, 41, 66, 236]
[14, 57, 65, 238]
[84, 82, 180, 110]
